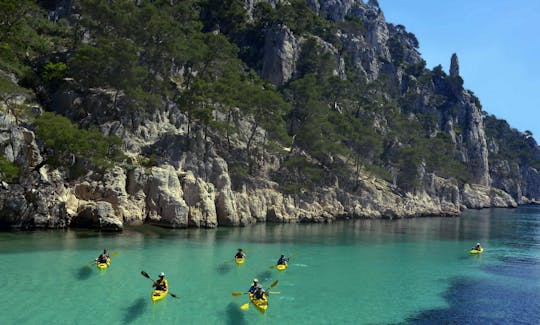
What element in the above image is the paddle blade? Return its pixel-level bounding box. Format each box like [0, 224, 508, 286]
[170, 293, 180, 299]
[269, 280, 279, 288]
[141, 271, 151, 279]
[110, 251, 119, 257]
[268, 291, 280, 294]
[268, 265, 275, 269]
[231, 292, 244, 297]
[240, 303, 249, 310]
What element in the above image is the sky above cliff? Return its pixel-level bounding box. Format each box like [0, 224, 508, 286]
[380, 0, 540, 139]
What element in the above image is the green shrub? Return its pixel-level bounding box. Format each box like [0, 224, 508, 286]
[0, 156, 20, 183]
[34, 112, 124, 178]
[41, 62, 67, 83]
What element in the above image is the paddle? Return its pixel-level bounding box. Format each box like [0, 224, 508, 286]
[239, 280, 279, 310]
[140, 271, 179, 299]
[85, 251, 119, 268]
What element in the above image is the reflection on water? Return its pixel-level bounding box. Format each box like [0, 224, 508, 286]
[0, 207, 537, 252]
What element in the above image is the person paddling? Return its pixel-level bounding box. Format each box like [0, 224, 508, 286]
[96, 249, 109, 264]
[472, 243, 482, 251]
[253, 286, 267, 300]
[248, 278, 262, 294]
[235, 248, 246, 259]
[153, 272, 168, 291]
[277, 254, 288, 266]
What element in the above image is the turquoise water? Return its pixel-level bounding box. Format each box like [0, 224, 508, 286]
[1, 207, 539, 324]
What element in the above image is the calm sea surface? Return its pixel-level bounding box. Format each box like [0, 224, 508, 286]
[1, 206, 539, 324]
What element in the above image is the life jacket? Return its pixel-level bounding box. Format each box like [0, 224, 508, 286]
[155, 278, 168, 291]
[248, 283, 262, 293]
[254, 290, 266, 300]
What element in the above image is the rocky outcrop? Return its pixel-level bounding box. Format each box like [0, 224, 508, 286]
[459, 90, 491, 186]
[450, 53, 460, 77]
[462, 184, 517, 208]
[72, 201, 123, 231]
[261, 25, 302, 85]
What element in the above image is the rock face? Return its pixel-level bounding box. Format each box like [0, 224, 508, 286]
[72, 201, 123, 231]
[459, 90, 491, 186]
[261, 26, 302, 85]
[0, 0, 538, 231]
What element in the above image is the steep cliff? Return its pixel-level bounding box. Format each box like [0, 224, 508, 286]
[0, 0, 536, 230]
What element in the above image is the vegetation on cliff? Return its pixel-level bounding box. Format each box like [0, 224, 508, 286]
[0, 0, 538, 200]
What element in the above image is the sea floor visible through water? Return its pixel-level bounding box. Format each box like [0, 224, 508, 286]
[0, 206, 539, 324]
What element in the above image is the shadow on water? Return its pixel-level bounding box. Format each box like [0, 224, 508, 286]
[255, 270, 272, 283]
[75, 266, 93, 280]
[123, 297, 147, 324]
[224, 302, 247, 325]
[216, 262, 232, 275]
[402, 276, 540, 324]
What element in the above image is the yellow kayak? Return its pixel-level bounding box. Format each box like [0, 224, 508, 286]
[235, 256, 245, 265]
[249, 293, 268, 312]
[470, 248, 484, 254]
[151, 289, 168, 302]
[97, 258, 111, 270]
[276, 263, 287, 271]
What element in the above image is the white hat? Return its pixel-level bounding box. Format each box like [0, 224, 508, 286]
[159, 272, 165, 277]
[253, 278, 258, 282]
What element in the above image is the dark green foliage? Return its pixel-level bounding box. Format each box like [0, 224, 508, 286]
[41, 62, 67, 83]
[280, 156, 325, 192]
[388, 36, 405, 65]
[432, 65, 447, 78]
[251, 0, 335, 42]
[485, 114, 540, 169]
[35, 112, 124, 178]
[0, 0, 64, 77]
[200, 0, 247, 35]
[0, 0, 535, 196]
[296, 38, 336, 81]
[0, 156, 19, 183]
[336, 14, 367, 36]
[404, 60, 426, 78]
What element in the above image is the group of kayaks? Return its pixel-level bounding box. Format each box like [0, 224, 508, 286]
[93, 245, 479, 309]
[92, 251, 288, 309]
[233, 253, 291, 312]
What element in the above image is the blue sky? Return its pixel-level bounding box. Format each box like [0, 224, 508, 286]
[379, 0, 540, 139]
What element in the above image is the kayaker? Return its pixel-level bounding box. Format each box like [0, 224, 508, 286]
[153, 272, 168, 291]
[277, 254, 288, 265]
[96, 249, 109, 263]
[235, 248, 246, 259]
[248, 279, 261, 294]
[253, 286, 266, 300]
[473, 243, 482, 251]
